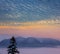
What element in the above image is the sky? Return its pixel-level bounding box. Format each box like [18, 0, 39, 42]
[0, 0, 60, 41]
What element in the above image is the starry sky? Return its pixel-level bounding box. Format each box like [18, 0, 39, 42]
[0, 0, 60, 40]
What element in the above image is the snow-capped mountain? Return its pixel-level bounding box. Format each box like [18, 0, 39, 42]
[0, 37, 60, 48]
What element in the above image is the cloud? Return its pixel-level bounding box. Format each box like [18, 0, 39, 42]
[5, 13, 23, 19]
[0, 0, 60, 22]
[0, 19, 60, 26]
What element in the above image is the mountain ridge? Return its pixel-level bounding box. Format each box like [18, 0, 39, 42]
[0, 37, 60, 48]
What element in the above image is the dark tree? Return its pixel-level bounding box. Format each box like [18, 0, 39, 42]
[8, 36, 19, 54]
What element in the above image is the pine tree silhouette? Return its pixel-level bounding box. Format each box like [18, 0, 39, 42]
[8, 36, 19, 54]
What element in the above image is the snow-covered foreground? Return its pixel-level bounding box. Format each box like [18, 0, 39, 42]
[0, 48, 60, 54]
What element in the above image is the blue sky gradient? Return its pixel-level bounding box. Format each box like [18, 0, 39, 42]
[0, 0, 60, 22]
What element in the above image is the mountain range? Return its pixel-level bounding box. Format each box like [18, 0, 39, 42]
[0, 37, 60, 48]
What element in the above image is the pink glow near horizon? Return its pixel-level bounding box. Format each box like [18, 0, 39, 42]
[0, 24, 60, 39]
